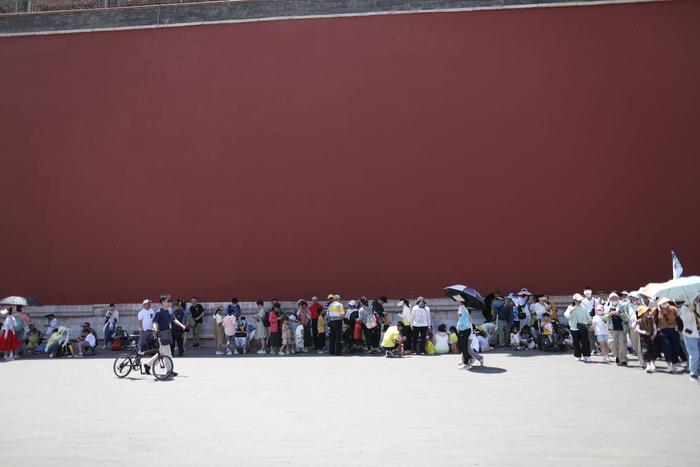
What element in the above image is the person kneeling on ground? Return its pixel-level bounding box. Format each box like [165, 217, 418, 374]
[382, 322, 406, 358]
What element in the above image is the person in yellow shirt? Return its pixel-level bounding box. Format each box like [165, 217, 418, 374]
[316, 309, 327, 354]
[381, 322, 405, 358]
[449, 326, 459, 353]
[327, 295, 345, 355]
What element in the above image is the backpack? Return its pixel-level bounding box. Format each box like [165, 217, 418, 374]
[353, 320, 363, 340]
[111, 339, 122, 351]
[366, 312, 377, 329]
[262, 311, 271, 327]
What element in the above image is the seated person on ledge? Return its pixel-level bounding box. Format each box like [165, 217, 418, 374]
[381, 322, 405, 358]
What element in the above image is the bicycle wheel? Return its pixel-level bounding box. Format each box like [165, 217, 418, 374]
[113, 354, 133, 378]
[152, 354, 174, 380]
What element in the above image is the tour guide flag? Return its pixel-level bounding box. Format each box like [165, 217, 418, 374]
[672, 250, 684, 279]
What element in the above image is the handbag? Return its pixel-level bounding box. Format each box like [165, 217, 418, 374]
[159, 329, 173, 346]
[576, 323, 588, 332]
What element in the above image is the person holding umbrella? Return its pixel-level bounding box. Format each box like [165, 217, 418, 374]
[455, 297, 483, 367]
[0, 308, 22, 361]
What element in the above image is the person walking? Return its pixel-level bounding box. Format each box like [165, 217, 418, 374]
[456, 297, 483, 367]
[327, 294, 345, 355]
[147, 294, 186, 377]
[636, 306, 658, 373]
[654, 297, 683, 373]
[565, 293, 592, 362]
[189, 297, 204, 348]
[0, 308, 21, 361]
[604, 292, 629, 366]
[410, 297, 431, 355]
[679, 294, 700, 381]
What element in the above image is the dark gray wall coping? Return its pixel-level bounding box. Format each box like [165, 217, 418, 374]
[0, 0, 662, 36]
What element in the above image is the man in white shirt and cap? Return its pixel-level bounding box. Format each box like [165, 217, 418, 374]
[581, 287, 600, 354]
[137, 299, 156, 351]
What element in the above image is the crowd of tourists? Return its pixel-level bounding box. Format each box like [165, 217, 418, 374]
[1, 288, 698, 382]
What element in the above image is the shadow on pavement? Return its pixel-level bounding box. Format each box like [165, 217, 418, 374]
[467, 366, 507, 374]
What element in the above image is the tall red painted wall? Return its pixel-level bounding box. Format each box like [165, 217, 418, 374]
[1, 1, 699, 304]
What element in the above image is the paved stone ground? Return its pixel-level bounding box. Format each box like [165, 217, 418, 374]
[1, 350, 698, 466]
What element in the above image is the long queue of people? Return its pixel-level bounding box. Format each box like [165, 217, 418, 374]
[2, 288, 698, 382]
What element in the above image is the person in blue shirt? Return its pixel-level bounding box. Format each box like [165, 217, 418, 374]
[456, 298, 483, 368]
[147, 294, 186, 377]
[226, 298, 241, 317]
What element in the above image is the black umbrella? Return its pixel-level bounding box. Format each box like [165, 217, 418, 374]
[443, 285, 485, 310]
[0, 296, 42, 306]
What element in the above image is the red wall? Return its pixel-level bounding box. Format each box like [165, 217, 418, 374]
[1, 1, 699, 304]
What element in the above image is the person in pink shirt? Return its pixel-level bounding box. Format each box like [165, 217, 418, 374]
[268, 303, 282, 354]
[221, 312, 237, 356]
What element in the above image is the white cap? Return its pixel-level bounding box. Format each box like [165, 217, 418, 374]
[142, 299, 151, 304]
[572, 293, 584, 301]
[657, 297, 672, 307]
[608, 292, 619, 300]
[348, 300, 357, 307]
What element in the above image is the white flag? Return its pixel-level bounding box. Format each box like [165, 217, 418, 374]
[672, 250, 683, 279]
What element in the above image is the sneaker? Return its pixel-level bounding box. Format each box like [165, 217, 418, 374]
[215, 351, 224, 355]
[646, 365, 653, 374]
[669, 364, 677, 373]
[225, 351, 232, 356]
[584, 357, 592, 363]
[257, 350, 265, 355]
[650, 362, 656, 373]
[278, 351, 285, 355]
[385, 350, 395, 358]
[479, 358, 484, 367]
[75, 354, 83, 358]
[602, 357, 610, 363]
[234, 350, 239, 355]
[690, 375, 698, 381]
[171, 371, 178, 377]
[620, 361, 628, 366]
[144, 364, 151, 375]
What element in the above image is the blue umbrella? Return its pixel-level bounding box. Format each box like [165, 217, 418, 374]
[443, 285, 485, 310]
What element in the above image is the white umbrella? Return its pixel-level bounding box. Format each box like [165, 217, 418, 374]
[0, 296, 42, 306]
[640, 276, 700, 302]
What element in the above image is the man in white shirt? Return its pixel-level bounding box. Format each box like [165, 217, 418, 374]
[137, 299, 156, 351]
[581, 288, 599, 354]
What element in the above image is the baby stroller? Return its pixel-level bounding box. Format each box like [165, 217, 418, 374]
[554, 322, 573, 350]
[537, 327, 559, 352]
[233, 320, 255, 354]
